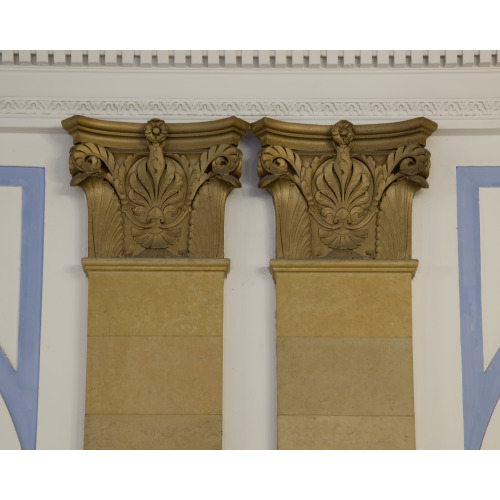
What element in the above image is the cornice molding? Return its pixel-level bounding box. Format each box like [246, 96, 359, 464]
[62, 114, 249, 150]
[1, 50, 499, 70]
[3, 98, 500, 123]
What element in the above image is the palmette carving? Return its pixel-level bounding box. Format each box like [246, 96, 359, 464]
[69, 118, 242, 258]
[258, 119, 433, 260]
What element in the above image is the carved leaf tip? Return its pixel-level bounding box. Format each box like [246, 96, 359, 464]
[407, 175, 429, 188]
[70, 172, 92, 186]
[258, 174, 282, 189]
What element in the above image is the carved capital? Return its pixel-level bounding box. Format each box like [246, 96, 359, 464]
[253, 117, 437, 260]
[63, 115, 249, 258]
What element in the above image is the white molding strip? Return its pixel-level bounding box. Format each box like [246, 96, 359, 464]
[2, 98, 500, 123]
[1, 50, 499, 70]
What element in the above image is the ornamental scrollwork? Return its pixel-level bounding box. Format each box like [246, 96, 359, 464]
[258, 119, 432, 260]
[69, 118, 242, 258]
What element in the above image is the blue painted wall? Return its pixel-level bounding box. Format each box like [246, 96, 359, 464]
[0, 166, 44, 450]
[457, 166, 500, 449]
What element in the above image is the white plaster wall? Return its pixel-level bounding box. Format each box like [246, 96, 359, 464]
[413, 133, 499, 449]
[223, 132, 276, 449]
[478, 188, 500, 372]
[0, 186, 22, 449]
[478, 189, 500, 449]
[1, 52, 500, 449]
[0, 186, 22, 372]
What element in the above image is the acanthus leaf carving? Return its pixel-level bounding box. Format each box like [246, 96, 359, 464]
[256, 118, 436, 260]
[258, 145, 312, 259]
[187, 144, 242, 258]
[67, 117, 244, 258]
[376, 180, 419, 260]
[83, 177, 125, 258]
[189, 179, 227, 259]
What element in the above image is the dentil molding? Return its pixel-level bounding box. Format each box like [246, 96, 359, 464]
[253, 117, 437, 260]
[1, 50, 499, 69]
[63, 115, 249, 259]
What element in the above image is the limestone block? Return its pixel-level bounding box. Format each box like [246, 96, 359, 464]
[85, 415, 222, 450]
[278, 337, 414, 416]
[278, 416, 415, 450]
[85, 260, 228, 337]
[274, 263, 415, 338]
[86, 336, 222, 415]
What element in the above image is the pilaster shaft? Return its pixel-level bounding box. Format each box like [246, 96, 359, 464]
[273, 260, 417, 449]
[83, 258, 228, 449]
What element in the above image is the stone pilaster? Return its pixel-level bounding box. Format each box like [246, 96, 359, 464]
[63, 115, 249, 449]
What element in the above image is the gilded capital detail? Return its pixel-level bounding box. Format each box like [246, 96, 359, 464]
[253, 117, 437, 260]
[63, 115, 249, 258]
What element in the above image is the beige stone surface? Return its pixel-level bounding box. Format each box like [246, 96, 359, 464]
[278, 337, 414, 416]
[275, 271, 413, 338]
[87, 269, 225, 336]
[278, 416, 415, 450]
[85, 414, 222, 450]
[86, 336, 222, 415]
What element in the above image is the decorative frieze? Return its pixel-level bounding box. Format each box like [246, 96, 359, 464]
[5, 98, 500, 121]
[253, 117, 437, 260]
[63, 115, 249, 258]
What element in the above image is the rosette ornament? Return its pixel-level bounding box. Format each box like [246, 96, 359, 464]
[144, 119, 168, 144]
[331, 120, 355, 145]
